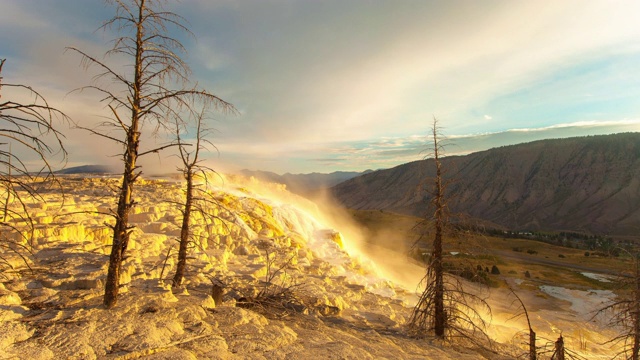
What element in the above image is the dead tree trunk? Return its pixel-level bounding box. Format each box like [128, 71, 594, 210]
[0, 59, 6, 220]
[172, 168, 193, 286]
[0, 59, 4, 97]
[170, 107, 219, 287]
[552, 335, 565, 360]
[211, 280, 224, 305]
[68, 0, 235, 308]
[529, 329, 537, 360]
[595, 251, 640, 360]
[408, 118, 491, 344]
[633, 259, 640, 359]
[509, 286, 537, 359]
[431, 121, 446, 338]
[408, 117, 449, 339]
[103, 0, 145, 309]
[104, 122, 140, 307]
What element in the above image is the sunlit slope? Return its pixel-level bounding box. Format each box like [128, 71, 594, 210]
[1, 175, 397, 297]
[239, 169, 372, 195]
[0, 175, 623, 358]
[333, 133, 640, 235]
[2, 176, 464, 359]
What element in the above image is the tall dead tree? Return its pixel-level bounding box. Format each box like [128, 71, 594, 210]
[409, 118, 448, 338]
[431, 119, 446, 337]
[0, 59, 67, 272]
[68, 0, 234, 308]
[409, 118, 490, 345]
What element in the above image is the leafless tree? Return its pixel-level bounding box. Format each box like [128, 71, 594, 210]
[507, 286, 537, 360]
[409, 118, 491, 346]
[170, 105, 225, 287]
[429, 117, 446, 337]
[597, 250, 640, 359]
[0, 59, 67, 275]
[67, 0, 235, 308]
[234, 239, 308, 318]
[507, 286, 586, 359]
[551, 335, 566, 360]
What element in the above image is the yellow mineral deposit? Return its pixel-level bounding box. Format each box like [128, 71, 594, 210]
[0, 174, 624, 358]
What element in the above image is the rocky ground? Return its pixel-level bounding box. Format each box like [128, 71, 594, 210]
[0, 175, 621, 359]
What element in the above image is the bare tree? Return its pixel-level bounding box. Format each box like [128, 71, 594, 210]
[235, 239, 308, 318]
[597, 251, 640, 359]
[410, 118, 447, 337]
[67, 0, 235, 308]
[430, 117, 446, 337]
[0, 59, 67, 274]
[171, 105, 220, 287]
[551, 336, 565, 360]
[508, 286, 537, 360]
[507, 286, 586, 359]
[409, 118, 491, 345]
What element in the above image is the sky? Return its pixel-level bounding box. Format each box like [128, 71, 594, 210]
[1, 0, 640, 174]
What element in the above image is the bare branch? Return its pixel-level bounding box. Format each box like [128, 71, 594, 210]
[0, 59, 67, 276]
[68, 0, 235, 308]
[138, 142, 184, 157]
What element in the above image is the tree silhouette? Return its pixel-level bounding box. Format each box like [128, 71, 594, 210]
[170, 105, 225, 287]
[68, 0, 235, 308]
[0, 58, 67, 273]
[507, 286, 537, 360]
[597, 251, 640, 359]
[409, 118, 490, 345]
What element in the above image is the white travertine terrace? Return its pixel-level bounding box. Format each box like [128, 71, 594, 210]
[0, 175, 621, 359]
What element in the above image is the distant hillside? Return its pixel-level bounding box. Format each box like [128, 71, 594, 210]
[239, 169, 373, 195]
[55, 165, 114, 175]
[332, 133, 640, 236]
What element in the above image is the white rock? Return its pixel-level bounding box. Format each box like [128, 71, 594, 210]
[0, 289, 21, 306]
[201, 295, 216, 309]
[0, 321, 33, 348]
[0, 305, 29, 321]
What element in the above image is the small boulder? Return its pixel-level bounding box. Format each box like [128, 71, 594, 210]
[0, 289, 21, 306]
[234, 245, 250, 256]
[201, 295, 216, 309]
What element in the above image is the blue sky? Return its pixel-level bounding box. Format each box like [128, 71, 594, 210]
[2, 0, 640, 174]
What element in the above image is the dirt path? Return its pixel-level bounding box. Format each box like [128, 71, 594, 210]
[492, 249, 623, 276]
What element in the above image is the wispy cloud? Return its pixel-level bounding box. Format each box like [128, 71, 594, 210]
[237, 120, 640, 173]
[2, 1, 640, 173]
[505, 119, 640, 133]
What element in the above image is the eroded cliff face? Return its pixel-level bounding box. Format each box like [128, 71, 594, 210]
[333, 133, 640, 235]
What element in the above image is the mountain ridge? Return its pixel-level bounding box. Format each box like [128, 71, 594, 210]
[332, 133, 640, 236]
[54, 164, 114, 175]
[239, 169, 373, 195]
